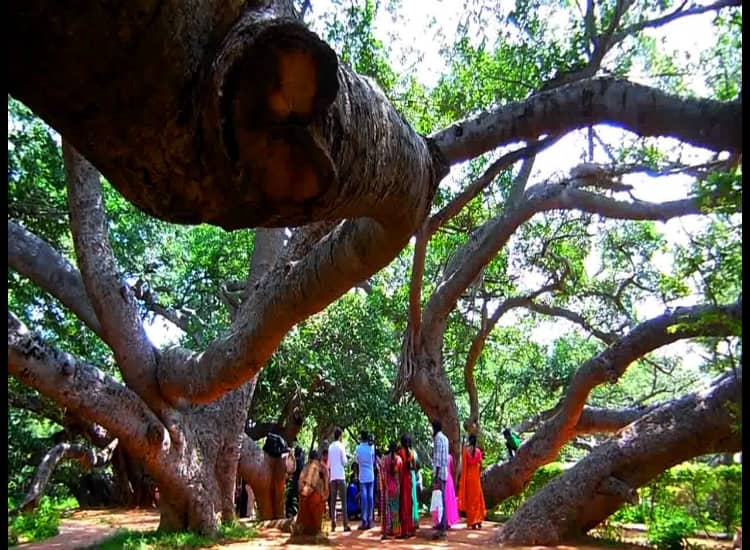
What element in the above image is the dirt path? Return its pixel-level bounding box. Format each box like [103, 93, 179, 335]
[12, 508, 731, 549]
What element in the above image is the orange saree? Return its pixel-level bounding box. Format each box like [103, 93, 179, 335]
[457, 446, 486, 527]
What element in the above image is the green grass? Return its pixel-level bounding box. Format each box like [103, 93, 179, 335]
[93, 521, 257, 549]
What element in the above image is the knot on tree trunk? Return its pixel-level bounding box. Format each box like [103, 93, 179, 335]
[203, 15, 340, 229]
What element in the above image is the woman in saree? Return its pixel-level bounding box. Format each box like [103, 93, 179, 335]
[379, 441, 402, 539]
[396, 434, 417, 538]
[433, 451, 460, 527]
[457, 433, 486, 530]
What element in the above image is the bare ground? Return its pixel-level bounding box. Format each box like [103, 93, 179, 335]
[11, 508, 734, 549]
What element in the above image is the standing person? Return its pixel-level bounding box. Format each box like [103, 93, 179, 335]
[410, 449, 420, 528]
[379, 440, 402, 539]
[457, 434, 486, 530]
[431, 419, 449, 540]
[373, 445, 382, 523]
[355, 430, 375, 530]
[286, 442, 305, 518]
[432, 451, 459, 527]
[327, 427, 351, 532]
[295, 450, 330, 536]
[445, 452, 460, 526]
[396, 434, 417, 538]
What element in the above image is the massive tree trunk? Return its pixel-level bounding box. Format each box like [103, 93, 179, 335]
[497, 370, 742, 545]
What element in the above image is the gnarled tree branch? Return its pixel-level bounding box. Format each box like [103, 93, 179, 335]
[432, 77, 741, 164]
[8, 311, 167, 459]
[16, 438, 119, 513]
[64, 143, 162, 410]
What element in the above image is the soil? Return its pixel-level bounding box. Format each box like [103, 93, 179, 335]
[11, 508, 734, 550]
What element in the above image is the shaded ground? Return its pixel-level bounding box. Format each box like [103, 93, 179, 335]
[12, 508, 734, 549]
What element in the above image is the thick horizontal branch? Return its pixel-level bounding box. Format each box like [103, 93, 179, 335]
[10, 4, 444, 230]
[8, 220, 103, 339]
[8, 311, 167, 457]
[574, 404, 658, 434]
[431, 77, 742, 164]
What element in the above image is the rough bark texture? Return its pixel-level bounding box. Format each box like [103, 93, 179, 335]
[431, 77, 742, 164]
[497, 371, 742, 545]
[9, 1, 441, 230]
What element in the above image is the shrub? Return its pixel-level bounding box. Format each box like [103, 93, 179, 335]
[8, 496, 62, 545]
[647, 507, 697, 550]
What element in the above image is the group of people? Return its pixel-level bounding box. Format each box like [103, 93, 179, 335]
[292, 418, 499, 540]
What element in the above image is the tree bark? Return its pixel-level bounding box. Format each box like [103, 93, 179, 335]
[431, 77, 741, 164]
[497, 370, 742, 545]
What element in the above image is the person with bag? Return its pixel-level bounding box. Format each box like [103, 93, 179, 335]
[430, 419, 449, 540]
[432, 451, 459, 527]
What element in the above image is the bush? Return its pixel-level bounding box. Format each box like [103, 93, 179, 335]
[647, 507, 697, 550]
[612, 463, 741, 535]
[8, 496, 63, 545]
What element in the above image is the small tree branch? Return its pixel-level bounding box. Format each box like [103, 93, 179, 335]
[427, 135, 561, 235]
[612, 0, 741, 46]
[423, 182, 706, 338]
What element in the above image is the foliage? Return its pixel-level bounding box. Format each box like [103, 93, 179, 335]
[647, 507, 697, 550]
[93, 521, 256, 550]
[612, 464, 742, 535]
[7, 495, 77, 545]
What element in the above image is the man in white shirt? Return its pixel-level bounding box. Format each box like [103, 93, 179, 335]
[432, 419, 449, 539]
[327, 427, 351, 532]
